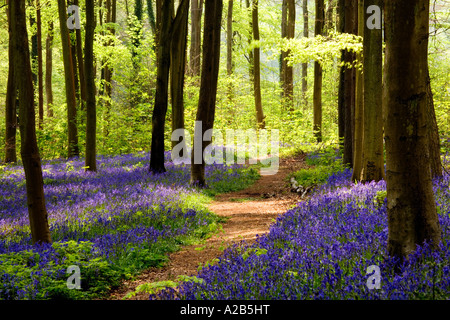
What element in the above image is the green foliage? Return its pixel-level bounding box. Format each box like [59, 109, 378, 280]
[0, 241, 123, 300]
[289, 146, 347, 189]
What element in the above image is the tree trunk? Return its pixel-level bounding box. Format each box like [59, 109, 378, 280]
[342, 0, 357, 166]
[191, 0, 223, 187]
[337, 0, 344, 149]
[385, 0, 441, 262]
[45, 21, 54, 118]
[226, 0, 234, 103]
[426, 67, 442, 178]
[150, 0, 189, 173]
[147, 0, 157, 36]
[313, 0, 324, 142]
[58, 0, 79, 158]
[302, 0, 308, 107]
[351, 0, 364, 181]
[361, 0, 384, 183]
[5, 0, 17, 164]
[103, 0, 116, 138]
[189, 0, 204, 77]
[37, 0, 44, 129]
[74, 0, 86, 111]
[85, 0, 97, 172]
[11, 0, 51, 244]
[170, 0, 190, 150]
[281, 0, 295, 111]
[252, 0, 265, 129]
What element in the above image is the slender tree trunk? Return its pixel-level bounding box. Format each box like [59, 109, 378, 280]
[226, 0, 234, 103]
[302, 0, 308, 107]
[45, 21, 54, 118]
[150, 0, 172, 173]
[37, 0, 44, 129]
[170, 0, 190, 150]
[147, 0, 157, 36]
[337, 0, 344, 148]
[5, 0, 17, 163]
[342, 0, 357, 166]
[385, 0, 441, 262]
[103, 0, 116, 137]
[361, 0, 384, 182]
[426, 67, 442, 178]
[246, 0, 254, 82]
[11, 0, 51, 244]
[281, 0, 295, 111]
[191, 0, 223, 187]
[351, 0, 364, 181]
[85, 0, 97, 172]
[58, 0, 79, 158]
[74, 0, 86, 111]
[252, 0, 265, 129]
[313, 0, 324, 142]
[189, 0, 204, 77]
[150, 0, 189, 173]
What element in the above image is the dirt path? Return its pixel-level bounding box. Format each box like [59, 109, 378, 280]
[106, 154, 308, 300]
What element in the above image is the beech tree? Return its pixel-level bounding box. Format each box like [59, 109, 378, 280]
[360, 0, 384, 182]
[58, 0, 79, 158]
[170, 0, 190, 150]
[252, 0, 265, 129]
[85, 0, 97, 172]
[384, 0, 441, 262]
[150, 0, 189, 173]
[313, 0, 324, 142]
[280, 0, 295, 111]
[340, 0, 357, 166]
[37, 0, 44, 128]
[5, 0, 17, 164]
[190, 0, 223, 186]
[189, 0, 203, 77]
[45, 20, 54, 118]
[301, 0, 308, 106]
[11, 0, 51, 244]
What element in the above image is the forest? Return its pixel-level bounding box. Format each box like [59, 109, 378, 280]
[0, 0, 450, 305]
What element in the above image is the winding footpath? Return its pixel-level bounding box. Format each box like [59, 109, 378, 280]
[107, 154, 308, 300]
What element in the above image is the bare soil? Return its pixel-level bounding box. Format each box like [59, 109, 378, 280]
[106, 153, 309, 300]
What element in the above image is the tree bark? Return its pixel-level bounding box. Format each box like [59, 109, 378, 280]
[150, 0, 189, 173]
[426, 67, 442, 178]
[252, 0, 265, 129]
[170, 0, 190, 150]
[37, 0, 44, 129]
[351, 0, 364, 181]
[85, 0, 97, 172]
[226, 0, 234, 103]
[313, 0, 324, 142]
[45, 21, 54, 118]
[189, 0, 204, 77]
[74, 0, 86, 111]
[341, 0, 357, 166]
[58, 0, 79, 158]
[190, 0, 223, 187]
[361, 0, 384, 183]
[385, 0, 441, 262]
[11, 0, 51, 244]
[281, 0, 295, 111]
[302, 0, 308, 107]
[5, 0, 17, 163]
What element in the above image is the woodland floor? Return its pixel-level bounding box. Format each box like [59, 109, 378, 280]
[106, 153, 309, 300]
